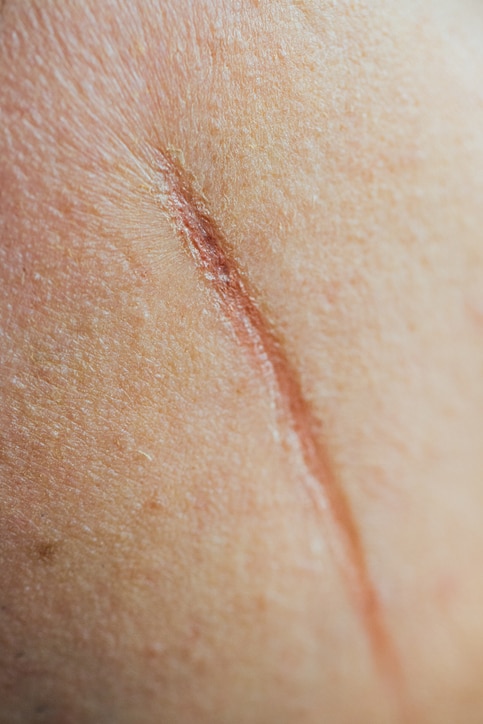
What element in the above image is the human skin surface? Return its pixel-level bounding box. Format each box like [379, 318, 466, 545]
[1, 1, 483, 722]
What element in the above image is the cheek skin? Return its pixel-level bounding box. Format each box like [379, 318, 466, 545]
[0, 193, 388, 721]
[1, 1, 483, 723]
[149, 2, 483, 717]
[0, 6, 388, 718]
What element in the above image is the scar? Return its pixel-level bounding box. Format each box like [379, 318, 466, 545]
[151, 147, 401, 688]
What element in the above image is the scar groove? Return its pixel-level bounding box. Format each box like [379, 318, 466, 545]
[151, 147, 401, 690]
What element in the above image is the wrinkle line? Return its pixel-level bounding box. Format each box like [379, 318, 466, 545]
[151, 146, 401, 689]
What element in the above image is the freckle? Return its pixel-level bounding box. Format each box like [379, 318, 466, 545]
[34, 703, 49, 716]
[144, 497, 165, 513]
[35, 541, 60, 562]
[256, 593, 268, 613]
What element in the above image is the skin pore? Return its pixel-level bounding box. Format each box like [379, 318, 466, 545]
[1, 1, 483, 722]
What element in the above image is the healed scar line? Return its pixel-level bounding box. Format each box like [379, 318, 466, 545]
[151, 146, 401, 688]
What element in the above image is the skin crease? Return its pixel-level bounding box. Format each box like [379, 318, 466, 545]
[0, 0, 483, 721]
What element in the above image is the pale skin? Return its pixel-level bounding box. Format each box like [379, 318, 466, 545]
[1, 1, 483, 722]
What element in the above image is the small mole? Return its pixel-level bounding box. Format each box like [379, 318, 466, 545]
[35, 541, 60, 562]
[34, 703, 49, 716]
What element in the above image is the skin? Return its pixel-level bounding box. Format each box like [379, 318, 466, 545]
[0, 0, 483, 722]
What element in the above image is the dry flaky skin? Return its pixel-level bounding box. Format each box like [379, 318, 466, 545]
[0, 1, 483, 722]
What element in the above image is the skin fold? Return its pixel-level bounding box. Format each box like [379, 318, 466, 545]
[1, 1, 483, 722]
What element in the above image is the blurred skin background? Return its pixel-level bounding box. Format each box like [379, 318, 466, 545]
[1, 1, 483, 722]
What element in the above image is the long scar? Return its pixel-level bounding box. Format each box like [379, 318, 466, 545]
[151, 147, 401, 688]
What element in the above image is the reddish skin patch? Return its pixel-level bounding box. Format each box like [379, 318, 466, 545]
[151, 148, 403, 698]
[466, 298, 483, 333]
